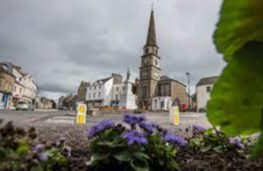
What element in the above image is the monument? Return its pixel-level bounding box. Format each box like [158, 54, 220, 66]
[119, 68, 137, 110]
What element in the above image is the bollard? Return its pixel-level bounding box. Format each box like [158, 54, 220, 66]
[76, 103, 87, 124]
[169, 105, 180, 125]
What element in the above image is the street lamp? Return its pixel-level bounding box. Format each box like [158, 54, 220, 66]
[186, 72, 190, 110]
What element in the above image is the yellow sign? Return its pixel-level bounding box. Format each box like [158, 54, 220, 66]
[169, 106, 180, 125]
[76, 103, 87, 124]
[173, 106, 180, 125]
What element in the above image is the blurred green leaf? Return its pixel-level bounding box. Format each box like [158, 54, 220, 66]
[130, 159, 149, 171]
[113, 151, 131, 161]
[208, 42, 263, 135]
[214, 0, 263, 60]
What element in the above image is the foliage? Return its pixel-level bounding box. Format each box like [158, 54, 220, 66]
[86, 114, 186, 171]
[207, 0, 263, 157]
[0, 120, 69, 170]
[190, 127, 250, 154]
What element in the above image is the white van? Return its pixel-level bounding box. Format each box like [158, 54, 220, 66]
[16, 101, 29, 111]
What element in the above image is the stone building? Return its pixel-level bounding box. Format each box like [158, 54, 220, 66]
[0, 62, 38, 108]
[0, 63, 15, 109]
[196, 76, 218, 112]
[138, 9, 187, 111]
[77, 81, 90, 102]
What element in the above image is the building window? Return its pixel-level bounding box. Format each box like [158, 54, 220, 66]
[93, 93, 96, 98]
[206, 86, 211, 93]
[20, 88, 22, 93]
[99, 84, 101, 89]
[116, 87, 119, 91]
[122, 86, 125, 91]
[155, 59, 158, 66]
[94, 86, 96, 90]
[142, 86, 147, 97]
[145, 48, 149, 54]
[98, 92, 101, 98]
[89, 94, 91, 98]
[115, 95, 118, 100]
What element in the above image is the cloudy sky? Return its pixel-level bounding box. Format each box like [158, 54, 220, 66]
[0, 0, 225, 100]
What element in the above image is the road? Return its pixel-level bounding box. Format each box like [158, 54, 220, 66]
[0, 110, 211, 130]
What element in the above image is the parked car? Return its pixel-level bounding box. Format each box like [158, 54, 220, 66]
[16, 101, 29, 111]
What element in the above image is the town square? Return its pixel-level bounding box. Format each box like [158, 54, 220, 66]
[0, 0, 263, 170]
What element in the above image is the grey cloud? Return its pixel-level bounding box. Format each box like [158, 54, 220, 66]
[0, 0, 224, 99]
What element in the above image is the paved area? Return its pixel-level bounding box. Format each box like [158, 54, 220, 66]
[0, 110, 211, 148]
[0, 110, 211, 130]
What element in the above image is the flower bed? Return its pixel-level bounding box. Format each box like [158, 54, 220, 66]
[0, 115, 263, 171]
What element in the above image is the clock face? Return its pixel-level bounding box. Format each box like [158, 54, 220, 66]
[143, 58, 149, 65]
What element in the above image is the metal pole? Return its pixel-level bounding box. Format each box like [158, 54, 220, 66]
[186, 72, 190, 110]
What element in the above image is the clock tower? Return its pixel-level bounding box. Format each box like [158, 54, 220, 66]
[138, 8, 161, 110]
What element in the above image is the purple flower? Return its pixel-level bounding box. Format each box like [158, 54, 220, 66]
[88, 119, 115, 138]
[163, 132, 187, 146]
[32, 144, 44, 153]
[123, 113, 145, 126]
[229, 137, 244, 149]
[38, 152, 48, 162]
[192, 125, 206, 134]
[122, 130, 148, 145]
[139, 122, 155, 134]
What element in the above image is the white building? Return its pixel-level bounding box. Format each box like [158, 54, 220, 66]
[151, 96, 172, 111]
[196, 76, 218, 112]
[85, 73, 122, 107]
[85, 72, 137, 109]
[21, 74, 37, 105]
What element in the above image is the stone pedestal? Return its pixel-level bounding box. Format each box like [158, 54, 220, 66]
[119, 81, 137, 110]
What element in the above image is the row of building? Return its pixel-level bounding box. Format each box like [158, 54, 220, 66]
[70, 9, 218, 112]
[0, 62, 56, 110]
[0, 62, 37, 109]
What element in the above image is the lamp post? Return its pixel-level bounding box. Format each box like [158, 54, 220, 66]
[186, 72, 190, 110]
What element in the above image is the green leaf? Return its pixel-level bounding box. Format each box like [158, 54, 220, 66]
[208, 42, 263, 136]
[200, 145, 212, 153]
[213, 145, 224, 153]
[133, 152, 150, 160]
[214, 0, 263, 61]
[16, 138, 29, 155]
[252, 132, 263, 158]
[0, 147, 6, 161]
[113, 151, 131, 161]
[130, 159, 149, 171]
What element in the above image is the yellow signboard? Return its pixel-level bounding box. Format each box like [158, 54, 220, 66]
[169, 106, 180, 125]
[173, 106, 180, 125]
[76, 103, 87, 124]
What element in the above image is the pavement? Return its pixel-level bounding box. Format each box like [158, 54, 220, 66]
[0, 109, 211, 130]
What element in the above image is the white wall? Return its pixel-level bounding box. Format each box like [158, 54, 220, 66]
[196, 84, 213, 110]
[152, 96, 172, 111]
[12, 68, 24, 99]
[21, 74, 37, 103]
[103, 78, 113, 106]
[85, 78, 114, 106]
[112, 84, 125, 101]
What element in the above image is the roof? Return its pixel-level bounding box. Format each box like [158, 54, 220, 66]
[196, 76, 218, 86]
[145, 9, 158, 47]
[94, 77, 111, 84]
[158, 75, 186, 87]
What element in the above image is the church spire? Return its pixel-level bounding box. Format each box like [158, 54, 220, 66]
[145, 8, 158, 47]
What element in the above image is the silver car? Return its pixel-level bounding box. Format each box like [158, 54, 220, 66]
[16, 101, 29, 111]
